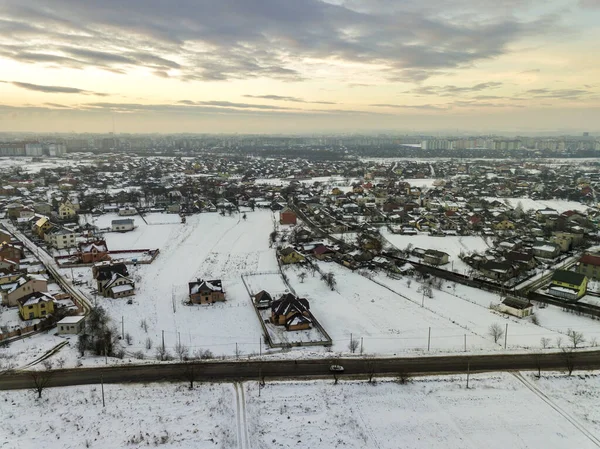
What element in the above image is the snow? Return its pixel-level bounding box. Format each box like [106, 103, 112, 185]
[3, 372, 600, 448]
[67, 210, 279, 357]
[381, 228, 490, 274]
[484, 197, 588, 213]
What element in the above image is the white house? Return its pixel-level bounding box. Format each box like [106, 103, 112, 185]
[118, 207, 138, 216]
[45, 227, 78, 249]
[493, 296, 534, 318]
[111, 218, 135, 232]
[57, 315, 86, 335]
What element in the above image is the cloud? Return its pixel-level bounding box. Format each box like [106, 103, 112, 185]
[579, 0, 600, 8]
[243, 94, 336, 104]
[524, 88, 592, 99]
[407, 82, 504, 96]
[80, 101, 373, 116]
[519, 68, 540, 74]
[1, 80, 107, 95]
[370, 103, 448, 110]
[0, 0, 560, 82]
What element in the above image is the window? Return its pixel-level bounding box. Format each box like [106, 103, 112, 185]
[41, 310, 46, 315]
[40, 303, 45, 308]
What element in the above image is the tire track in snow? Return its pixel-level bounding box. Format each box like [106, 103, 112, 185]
[233, 382, 251, 449]
[512, 371, 600, 448]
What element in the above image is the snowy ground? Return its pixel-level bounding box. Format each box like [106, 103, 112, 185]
[484, 197, 589, 213]
[282, 260, 600, 354]
[381, 228, 490, 275]
[67, 210, 279, 358]
[3, 372, 600, 449]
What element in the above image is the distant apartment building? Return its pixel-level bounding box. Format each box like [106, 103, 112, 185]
[0, 143, 26, 156]
[420, 139, 454, 150]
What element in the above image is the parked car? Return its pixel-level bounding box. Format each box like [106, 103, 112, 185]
[329, 364, 344, 373]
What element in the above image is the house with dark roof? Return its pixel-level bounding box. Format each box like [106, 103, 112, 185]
[270, 293, 312, 331]
[188, 279, 225, 304]
[111, 218, 135, 232]
[93, 261, 134, 297]
[494, 296, 534, 318]
[548, 269, 587, 301]
[252, 290, 272, 309]
[479, 261, 516, 281]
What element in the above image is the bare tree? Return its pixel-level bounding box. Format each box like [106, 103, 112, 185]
[367, 361, 376, 384]
[30, 366, 54, 399]
[422, 285, 434, 298]
[56, 357, 66, 369]
[531, 314, 540, 326]
[322, 272, 337, 291]
[567, 329, 585, 349]
[488, 323, 505, 344]
[533, 352, 543, 378]
[145, 337, 153, 350]
[183, 363, 197, 389]
[298, 272, 307, 283]
[125, 333, 133, 345]
[175, 342, 189, 361]
[556, 336, 563, 348]
[406, 279, 412, 289]
[561, 348, 575, 376]
[540, 337, 551, 349]
[348, 336, 359, 354]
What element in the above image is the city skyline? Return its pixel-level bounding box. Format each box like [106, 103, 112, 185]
[0, 0, 599, 133]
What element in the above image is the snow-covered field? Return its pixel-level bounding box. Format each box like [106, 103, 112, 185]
[484, 197, 588, 213]
[381, 228, 490, 274]
[66, 210, 279, 358]
[3, 372, 600, 449]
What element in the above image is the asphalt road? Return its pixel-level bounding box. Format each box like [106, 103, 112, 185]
[2, 350, 600, 391]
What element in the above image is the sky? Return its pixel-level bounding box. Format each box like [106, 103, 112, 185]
[0, 0, 599, 134]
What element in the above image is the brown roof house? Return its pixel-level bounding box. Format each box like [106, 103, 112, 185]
[188, 279, 225, 305]
[270, 293, 312, 331]
[279, 207, 297, 225]
[78, 240, 110, 264]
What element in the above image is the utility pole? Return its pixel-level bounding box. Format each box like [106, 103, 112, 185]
[236, 343, 238, 359]
[178, 332, 181, 348]
[464, 334, 467, 352]
[350, 333, 353, 352]
[360, 337, 364, 355]
[121, 316, 124, 338]
[466, 362, 470, 389]
[427, 327, 431, 351]
[421, 290, 425, 308]
[101, 376, 105, 407]
[162, 330, 165, 352]
[259, 338, 262, 357]
[504, 323, 508, 349]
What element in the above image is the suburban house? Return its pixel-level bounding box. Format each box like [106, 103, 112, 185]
[58, 199, 78, 219]
[423, 249, 450, 266]
[0, 258, 19, 272]
[494, 296, 534, 318]
[531, 242, 561, 259]
[0, 242, 23, 262]
[279, 247, 306, 265]
[188, 279, 225, 304]
[252, 290, 272, 309]
[111, 218, 135, 232]
[57, 315, 86, 335]
[17, 291, 56, 320]
[577, 253, 600, 281]
[33, 216, 53, 237]
[118, 207, 138, 216]
[312, 244, 335, 260]
[44, 227, 78, 249]
[78, 240, 110, 264]
[279, 207, 297, 225]
[548, 270, 588, 301]
[1, 275, 48, 307]
[270, 293, 312, 331]
[93, 261, 135, 298]
[479, 261, 516, 281]
[0, 228, 12, 244]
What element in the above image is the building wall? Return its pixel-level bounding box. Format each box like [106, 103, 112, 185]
[578, 263, 600, 281]
[19, 299, 54, 320]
